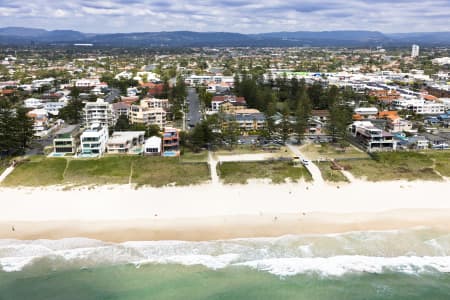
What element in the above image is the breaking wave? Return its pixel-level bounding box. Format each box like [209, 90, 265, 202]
[1, 228, 450, 276]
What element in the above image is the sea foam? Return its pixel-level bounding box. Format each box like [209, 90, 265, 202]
[2, 229, 450, 276]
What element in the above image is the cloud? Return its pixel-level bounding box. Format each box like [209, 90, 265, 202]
[0, 0, 448, 33]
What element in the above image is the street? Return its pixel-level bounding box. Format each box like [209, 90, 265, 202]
[186, 87, 202, 129]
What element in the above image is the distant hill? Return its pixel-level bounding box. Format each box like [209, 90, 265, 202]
[0, 27, 449, 47]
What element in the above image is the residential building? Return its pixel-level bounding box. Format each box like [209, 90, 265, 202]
[392, 99, 446, 115]
[224, 109, 266, 131]
[377, 111, 412, 132]
[112, 102, 131, 117]
[162, 127, 180, 157]
[422, 133, 449, 149]
[411, 44, 420, 58]
[24, 98, 44, 109]
[211, 95, 247, 112]
[75, 78, 100, 88]
[129, 103, 166, 128]
[31, 78, 55, 89]
[80, 123, 109, 156]
[84, 98, 116, 127]
[53, 125, 81, 154]
[369, 89, 400, 103]
[27, 109, 48, 137]
[107, 131, 145, 154]
[349, 121, 396, 152]
[141, 98, 170, 110]
[144, 136, 162, 156]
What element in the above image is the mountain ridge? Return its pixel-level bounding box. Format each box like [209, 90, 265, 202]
[0, 27, 449, 47]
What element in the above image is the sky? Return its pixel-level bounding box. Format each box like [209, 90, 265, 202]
[0, 0, 449, 34]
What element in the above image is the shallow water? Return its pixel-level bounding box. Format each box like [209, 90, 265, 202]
[1, 228, 450, 299]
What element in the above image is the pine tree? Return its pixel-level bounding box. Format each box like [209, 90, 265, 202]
[294, 89, 312, 143]
[13, 106, 34, 152]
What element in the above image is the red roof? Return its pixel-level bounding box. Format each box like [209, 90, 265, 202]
[212, 95, 246, 104]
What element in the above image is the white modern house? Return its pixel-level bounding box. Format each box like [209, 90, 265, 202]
[24, 98, 44, 109]
[80, 123, 109, 156]
[391, 99, 445, 115]
[107, 131, 145, 154]
[349, 121, 397, 152]
[144, 136, 162, 156]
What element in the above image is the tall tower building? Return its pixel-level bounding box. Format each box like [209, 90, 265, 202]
[411, 44, 420, 58]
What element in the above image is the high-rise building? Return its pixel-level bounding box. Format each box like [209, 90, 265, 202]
[84, 98, 116, 128]
[411, 44, 420, 58]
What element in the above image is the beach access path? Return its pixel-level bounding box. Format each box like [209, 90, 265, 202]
[286, 143, 324, 185]
[0, 166, 14, 183]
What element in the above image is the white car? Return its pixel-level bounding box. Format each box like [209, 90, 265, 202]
[302, 158, 310, 166]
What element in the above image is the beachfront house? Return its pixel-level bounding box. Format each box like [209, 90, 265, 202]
[106, 131, 145, 154]
[162, 127, 180, 157]
[144, 136, 162, 156]
[349, 121, 396, 152]
[52, 125, 81, 155]
[80, 123, 109, 157]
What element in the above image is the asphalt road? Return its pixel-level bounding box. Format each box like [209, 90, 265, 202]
[186, 87, 202, 129]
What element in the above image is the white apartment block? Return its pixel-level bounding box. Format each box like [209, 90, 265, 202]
[392, 99, 445, 115]
[84, 98, 116, 127]
[80, 123, 109, 156]
[411, 44, 420, 58]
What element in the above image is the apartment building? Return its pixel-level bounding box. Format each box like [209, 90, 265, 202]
[392, 100, 445, 115]
[84, 98, 116, 127]
[112, 102, 131, 117]
[80, 123, 109, 156]
[53, 125, 81, 155]
[107, 131, 145, 154]
[349, 121, 396, 152]
[211, 95, 247, 112]
[129, 103, 166, 129]
[369, 89, 401, 103]
[224, 109, 266, 132]
[140, 98, 170, 110]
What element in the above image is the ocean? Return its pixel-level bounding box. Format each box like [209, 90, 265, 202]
[1, 228, 450, 299]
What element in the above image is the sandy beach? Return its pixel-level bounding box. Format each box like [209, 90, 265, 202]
[1, 179, 450, 241]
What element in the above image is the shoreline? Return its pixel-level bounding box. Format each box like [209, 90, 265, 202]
[2, 209, 450, 242]
[1, 179, 450, 242]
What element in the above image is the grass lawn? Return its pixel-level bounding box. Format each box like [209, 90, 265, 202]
[316, 162, 349, 183]
[64, 156, 135, 185]
[180, 149, 208, 163]
[342, 152, 443, 181]
[422, 150, 450, 177]
[300, 143, 370, 160]
[217, 161, 312, 184]
[131, 157, 210, 187]
[1, 157, 67, 187]
[0, 159, 10, 174]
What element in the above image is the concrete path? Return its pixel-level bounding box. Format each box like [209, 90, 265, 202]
[208, 152, 219, 185]
[341, 170, 356, 183]
[286, 144, 324, 186]
[0, 166, 14, 183]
